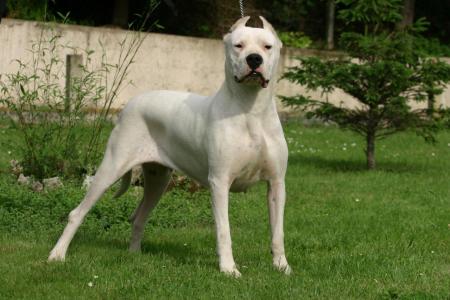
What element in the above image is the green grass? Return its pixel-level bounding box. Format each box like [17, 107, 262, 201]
[1, 121, 450, 299]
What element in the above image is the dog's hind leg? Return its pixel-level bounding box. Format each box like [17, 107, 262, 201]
[48, 140, 137, 261]
[129, 163, 172, 252]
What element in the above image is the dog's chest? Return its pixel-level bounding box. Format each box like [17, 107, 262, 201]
[228, 118, 272, 192]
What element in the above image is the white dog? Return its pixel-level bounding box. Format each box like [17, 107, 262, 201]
[48, 16, 291, 277]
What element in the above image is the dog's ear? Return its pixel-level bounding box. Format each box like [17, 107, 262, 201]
[259, 16, 283, 49]
[229, 16, 251, 32]
[223, 16, 250, 42]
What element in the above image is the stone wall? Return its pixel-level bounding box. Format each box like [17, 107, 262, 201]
[1, 18, 449, 113]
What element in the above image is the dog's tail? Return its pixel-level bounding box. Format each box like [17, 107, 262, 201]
[113, 170, 132, 198]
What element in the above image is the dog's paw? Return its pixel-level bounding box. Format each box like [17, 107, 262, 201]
[273, 256, 292, 275]
[48, 250, 66, 262]
[277, 264, 292, 275]
[220, 265, 242, 278]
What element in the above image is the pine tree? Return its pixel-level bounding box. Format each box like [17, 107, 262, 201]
[281, 0, 450, 169]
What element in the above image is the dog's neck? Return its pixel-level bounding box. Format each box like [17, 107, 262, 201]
[220, 72, 276, 116]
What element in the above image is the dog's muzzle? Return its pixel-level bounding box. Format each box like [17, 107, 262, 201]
[234, 71, 270, 88]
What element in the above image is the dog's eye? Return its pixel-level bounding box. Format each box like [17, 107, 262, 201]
[265, 45, 272, 50]
[234, 44, 243, 49]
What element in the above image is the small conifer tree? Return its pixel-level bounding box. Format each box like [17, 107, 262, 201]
[281, 0, 450, 169]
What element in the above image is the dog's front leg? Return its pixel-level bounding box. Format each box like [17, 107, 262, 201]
[209, 177, 241, 277]
[267, 179, 292, 275]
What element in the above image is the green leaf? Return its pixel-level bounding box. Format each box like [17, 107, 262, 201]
[19, 84, 26, 96]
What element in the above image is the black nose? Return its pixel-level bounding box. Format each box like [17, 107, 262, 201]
[246, 53, 263, 70]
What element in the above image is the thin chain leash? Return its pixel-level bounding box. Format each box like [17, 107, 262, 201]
[239, 0, 245, 17]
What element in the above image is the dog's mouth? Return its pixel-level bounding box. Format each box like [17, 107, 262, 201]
[234, 71, 269, 88]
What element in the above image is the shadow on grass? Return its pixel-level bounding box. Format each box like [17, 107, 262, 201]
[289, 153, 423, 173]
[73, 230, 214, 267]
[141, 240, 206, 265]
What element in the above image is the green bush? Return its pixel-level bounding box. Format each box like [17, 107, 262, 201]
[0, 15, 154, 179]
[5, 0, 49, 21]
[278, 31, 312, 49]
[413, 36, 450, 57]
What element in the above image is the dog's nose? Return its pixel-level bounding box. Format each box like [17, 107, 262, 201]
[246, 53, 263, 70]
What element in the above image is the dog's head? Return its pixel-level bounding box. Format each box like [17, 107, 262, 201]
[223, 16, 282, 89]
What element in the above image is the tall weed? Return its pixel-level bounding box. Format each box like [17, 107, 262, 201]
[0, 2, 159, 179]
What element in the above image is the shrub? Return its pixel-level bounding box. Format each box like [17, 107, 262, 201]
[281, 0, 450, 169]
[279, 31, 312, 49]
[0, 5, 158, 180]
[5, 0, 49, 21]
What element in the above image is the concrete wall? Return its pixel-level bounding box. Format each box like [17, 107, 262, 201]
[1, 18, 449, 113]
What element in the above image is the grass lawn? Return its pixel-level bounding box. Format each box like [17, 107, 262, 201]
[0, 120, 449, 299]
